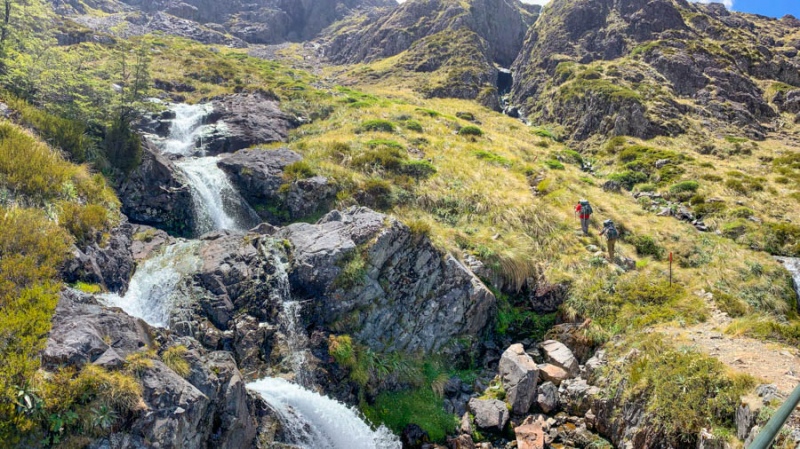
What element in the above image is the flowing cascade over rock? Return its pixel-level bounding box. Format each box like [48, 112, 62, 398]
[149, 103, 261, 235]
[101, 240, 201, 328]
[247, 377, 401, 449]
[776, 257, 800, 303]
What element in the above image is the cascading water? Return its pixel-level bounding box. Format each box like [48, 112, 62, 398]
[247, 377, 401, 449]
[101, 240, 201, 328]
[776, 257, 800, 304]
[154, 103, 259, 235]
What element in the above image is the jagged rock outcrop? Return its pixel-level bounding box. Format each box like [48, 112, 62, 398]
[510, 0, 800, 140]
[117, 141, 196, 237]
[43, 289, 263, 449]
[217, 147, 337, 224]
[278, 207, 497, 355]
[56, 0, 395, 45]
[324, 0, 537, 107]
[61, 220, 136, 293]
[203, 92, 301, 155]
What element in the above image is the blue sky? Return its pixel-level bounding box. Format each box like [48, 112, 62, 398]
[395, 0, 800, 18]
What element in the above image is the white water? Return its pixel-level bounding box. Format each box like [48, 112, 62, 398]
[154, 103, 259, 235]
[101, 240, 201, 328]
[247, 377, 401, 449]
[161, 103, 213, 156]
[776, 257, 800, 303]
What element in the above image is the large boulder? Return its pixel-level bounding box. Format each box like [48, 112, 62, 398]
[43, 289, 153, 370]
[468, 398, 509, 433]
[278, 207, 496, 355]
[498, 344, 539, 414]
[217, 148, 336, 224]
[515, 415, 546, 449]
[117, 141, 195, 237]
[202, 92, 300, 155]
[539, 340, 579, 376]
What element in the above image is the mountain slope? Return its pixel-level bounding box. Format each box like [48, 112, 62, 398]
[510, 0, 800, 140]
[323, 0, 538, 107]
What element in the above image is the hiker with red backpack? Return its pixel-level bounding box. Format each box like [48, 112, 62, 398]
[575, 199, 593, 235]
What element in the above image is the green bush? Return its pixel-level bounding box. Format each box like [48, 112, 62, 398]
[728, 207, 754, 219]
[627, 235, 665, 260]
[360, 119, 396, 133]
[544, 159, 565, 170]
[616, 274, 684, 306]
[333, 250, 368, 290]
[283, 160, 316, 180]
[711, 290, 749, 318]
[473, 150, 511, 166]
[405, 120, 424, 132]
[531, 127, 559, 141]
[455, 112, 475, 121]
[609, 171, 649, 190]
[669, 180, 699, 194]
[352, 146, 404, 172]
[362, 179, 393, 209]
[721, 219, 750, 239]
[458, 125, 484, 137]
[400, 160, 437, 179]
[104, 117, 143, 175]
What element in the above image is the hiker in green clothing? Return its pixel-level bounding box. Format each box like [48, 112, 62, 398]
[599, 219, 619, 261]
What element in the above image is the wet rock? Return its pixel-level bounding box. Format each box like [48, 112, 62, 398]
[203, 92, 300, 155]
[499, 344, 539, 414]
[536, 381, 560, 414]
[42, 289, 153, 370]
[402, 423, 430, 449]
[525, 277, 568, 313]
[540, 340, 579, 376]
[61, 220, 136, 293]
[515, 415, 545, 449]
[468, 398, 509, 432]
[118, 140, 195, 237]
[217, 147, 336, 224]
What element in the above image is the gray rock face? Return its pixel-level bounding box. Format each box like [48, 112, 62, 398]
[43, 290, 259, 449]
[536, 381, 560, 414]
[61, 220, 136, 293]
[203, 92, 300, 155]
[43, 289, 153, 370]
[60, 0, 394, 45]
[468, 398, 509, 432]
[217, 148, 336, 224]
[540, 340, 579, 376]
[118, 141, 195, 237]
[278, 207, 496, 355]
[499, 344, 539, 414]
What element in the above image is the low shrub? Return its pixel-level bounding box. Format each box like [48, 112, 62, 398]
[531, 127, 559, 141]
[334, 249, 368, 290]
[366, 139, 404, 150]
[473, 150, 511, 166]
[283, 160, 316, 180]
[352, 146, 404, 172]
[627, 235, 665, 260]
[400, 160, 437, 179]
[669, 180, 699, 194]
[455, 112, 475, 121]
[711, 290, 749, 318]
[162, 345, 190, 378]
[360, 119, 395, 133]
[608, 171, 649, 190]
[405, 120, 424, 132]
[458, 125, 483, 137]
[544, 159, 565, 170]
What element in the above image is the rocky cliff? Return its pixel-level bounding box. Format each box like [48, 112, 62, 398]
[510, 0, 800, 140]
[52, 0, 396, 45]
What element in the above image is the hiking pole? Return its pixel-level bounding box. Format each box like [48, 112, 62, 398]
[748, 382, 800, 449]
[669, 252, 673, 287]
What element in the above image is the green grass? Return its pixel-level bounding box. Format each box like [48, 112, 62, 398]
[458, 125, 483, 136]
[360, 119, 396, 133]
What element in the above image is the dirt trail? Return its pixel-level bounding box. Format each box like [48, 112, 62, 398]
[657, 293, 800, 395]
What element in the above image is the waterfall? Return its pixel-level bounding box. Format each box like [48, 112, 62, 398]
[776, 257, 800, 306]
[154, 103, 259, 235]
[247, 377, 401, 449]
[101, 240, 201, 328]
